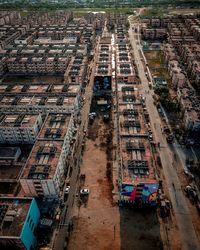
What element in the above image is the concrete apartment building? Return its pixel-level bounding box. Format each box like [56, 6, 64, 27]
[177, 87, 200, 131]
[4, 44, 71, 75]
[0, 114, 42, 144]
[153, 16, 200, 133]
[20, 113, 76, 197]
[141, 16, 171, 40]
[0, 11, 93, 77]
[107, 13, 128, 30]
[0, 24, 30, 49]
[115, 27, 135, 84]
[0, 197, 40, 250]
[0, 92, 79, 114]
[89, 27, 113, 113]
[114, 25, 159, 205]
[0, 146, 30, 196]
[64, 54, 87, 84]
[1, 43, 88, 75]
[0, 10, 98, 200]
[13, 11, 73, 26]
[84, 12, 105, 31]
[116, 44, 135, 84]
[0, 11, 21, 25]
[95, 34, 112, 78]
[0, 28, 21, 49]
[142, 28, 167, 40]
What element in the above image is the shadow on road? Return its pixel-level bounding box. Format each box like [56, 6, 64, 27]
[120, 206, 163, 250]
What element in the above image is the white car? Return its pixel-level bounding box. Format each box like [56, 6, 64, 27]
[80, 188, 89, 195]
[64, 186, 70, 195]
[148, 134, 153, 141]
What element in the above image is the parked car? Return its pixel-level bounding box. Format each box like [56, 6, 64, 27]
[64, 186, 70, 195]
[80, 188, 89, 195]
[148, 134, 153, 141]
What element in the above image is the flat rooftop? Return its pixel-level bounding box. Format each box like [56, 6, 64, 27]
[95, 63, 112, 76]
[0, 95, 76, 107]
[0, 147, 20, 160]
[0, 198, 32, 237]
[0, 114, 39, 128]
[0, 146, 32, 181]
[121, 137, 155, 185]
[0, 82, 80, 96]
[116, 63, 135, 76]
[22, 140, 64, 180]
[38, 113, 71, 140]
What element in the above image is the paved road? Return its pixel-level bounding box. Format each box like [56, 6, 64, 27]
[53, 39, 99, 250]
[128, 20, 200, 250]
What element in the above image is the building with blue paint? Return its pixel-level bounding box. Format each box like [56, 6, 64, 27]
[0, 197, 40, 250]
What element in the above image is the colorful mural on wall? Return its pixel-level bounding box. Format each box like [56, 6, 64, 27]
[120, 182, 159, 206]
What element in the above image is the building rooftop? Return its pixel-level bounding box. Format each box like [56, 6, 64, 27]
[0, 198, 32, 237]
[121, 137, 155, 185]
[0, 145, 32, 182]
[0, 114, 39, 128]
[38, 113, 71, 140]
[0, 147, 21, 160]
[22, 140, 64, 180]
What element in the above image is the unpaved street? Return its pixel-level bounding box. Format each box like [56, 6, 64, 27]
[68, 118, 162, 250]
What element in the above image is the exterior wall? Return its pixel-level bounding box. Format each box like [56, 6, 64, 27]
[20, 178, 58, 198]
[0, 105, 74, 114]
[0, 114, 42, 144]
[20, 199, 40, 250]
[183, 110, 200, 131]
[53, 114, 76, 191]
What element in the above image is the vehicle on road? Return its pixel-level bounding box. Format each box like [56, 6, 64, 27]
[148, 82, 152, 89]
[148, 134, 153, 141]
[64, 186, 70, 195]
[80, 188, 90, 195]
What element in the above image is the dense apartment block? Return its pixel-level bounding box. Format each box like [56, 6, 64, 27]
[0, 12, 97, 77]
[64, 54, 87, 84]
[0, 11, 21, 25]
[0, 114, 42, 144]
[114, 25, 159, 206]
[20, 113, 76, 197]
[0, 80, 81, 114]
[143, 16, 200, 132]
[107, 12, 128, 30]
[115, 26, 136, 84]
[84, 12, 105, 31]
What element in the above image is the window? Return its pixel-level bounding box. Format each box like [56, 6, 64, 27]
[27, 215, 30, 223]
[31, 223, 34, 232]
[29, 218, 33, 228]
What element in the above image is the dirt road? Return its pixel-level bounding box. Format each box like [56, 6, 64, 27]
[68, 118, 121, 250]
[68, 118, 162, 250]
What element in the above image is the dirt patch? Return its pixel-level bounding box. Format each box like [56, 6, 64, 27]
[144, 51, 171, 81]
